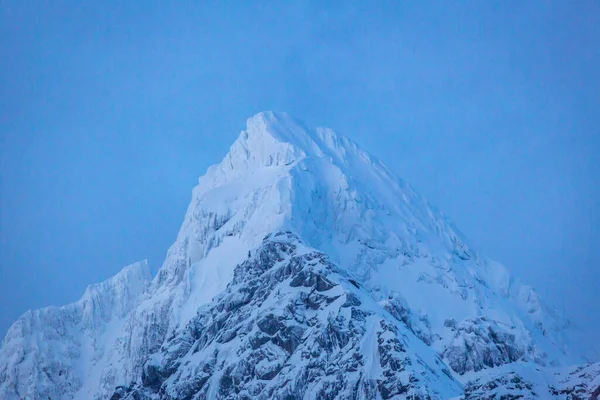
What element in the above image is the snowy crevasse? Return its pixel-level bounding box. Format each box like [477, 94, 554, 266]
[0, 111, 597, 400]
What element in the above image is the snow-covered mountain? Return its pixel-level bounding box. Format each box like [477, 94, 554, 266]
[1, 111, 598, 399]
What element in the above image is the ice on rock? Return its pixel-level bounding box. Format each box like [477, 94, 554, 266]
[0, 261, 150, 400]
[1, 111, 598, 399]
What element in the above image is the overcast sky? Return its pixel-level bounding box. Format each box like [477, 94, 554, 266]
[1, 1, 598, 340]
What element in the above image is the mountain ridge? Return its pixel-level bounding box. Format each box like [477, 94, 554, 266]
[1, 112, 597, 399]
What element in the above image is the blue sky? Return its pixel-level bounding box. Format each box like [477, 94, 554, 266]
[1, 1, 598, 339]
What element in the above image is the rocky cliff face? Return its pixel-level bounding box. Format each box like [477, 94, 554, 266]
[119, 232, 461, 400]
[1, 112, 597, 399]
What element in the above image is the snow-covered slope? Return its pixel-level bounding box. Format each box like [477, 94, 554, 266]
[0, 261, 150, 400]
[1, 111, 597, 399]
[128, 232, 462, 399]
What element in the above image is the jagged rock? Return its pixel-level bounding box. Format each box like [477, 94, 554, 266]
[442, 318, 525, 374]
[122, 234, 462, 399]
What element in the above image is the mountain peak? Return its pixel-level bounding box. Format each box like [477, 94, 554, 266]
[245, 111, 321, 153]
[243, 111, 370, 164]
[203, 111, 379, 192]
[2, 112, 597, 400]
[234, 111, 325, 168]
[245, 110, 296, 129]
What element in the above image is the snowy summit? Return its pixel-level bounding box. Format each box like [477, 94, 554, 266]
[1, 111, 598, 399]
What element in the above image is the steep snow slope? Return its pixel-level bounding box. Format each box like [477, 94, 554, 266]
[0, 111, 597, 399]
[0, 261, 150, 400]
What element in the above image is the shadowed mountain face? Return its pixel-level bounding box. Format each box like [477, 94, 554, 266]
[1, 112, 598, 399]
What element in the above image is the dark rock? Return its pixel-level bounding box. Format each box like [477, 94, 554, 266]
[127, 233, 461, 399]
[257, 314, 285, 336]
[342, 292, 362, 307]
[141, 361, 164, 392]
